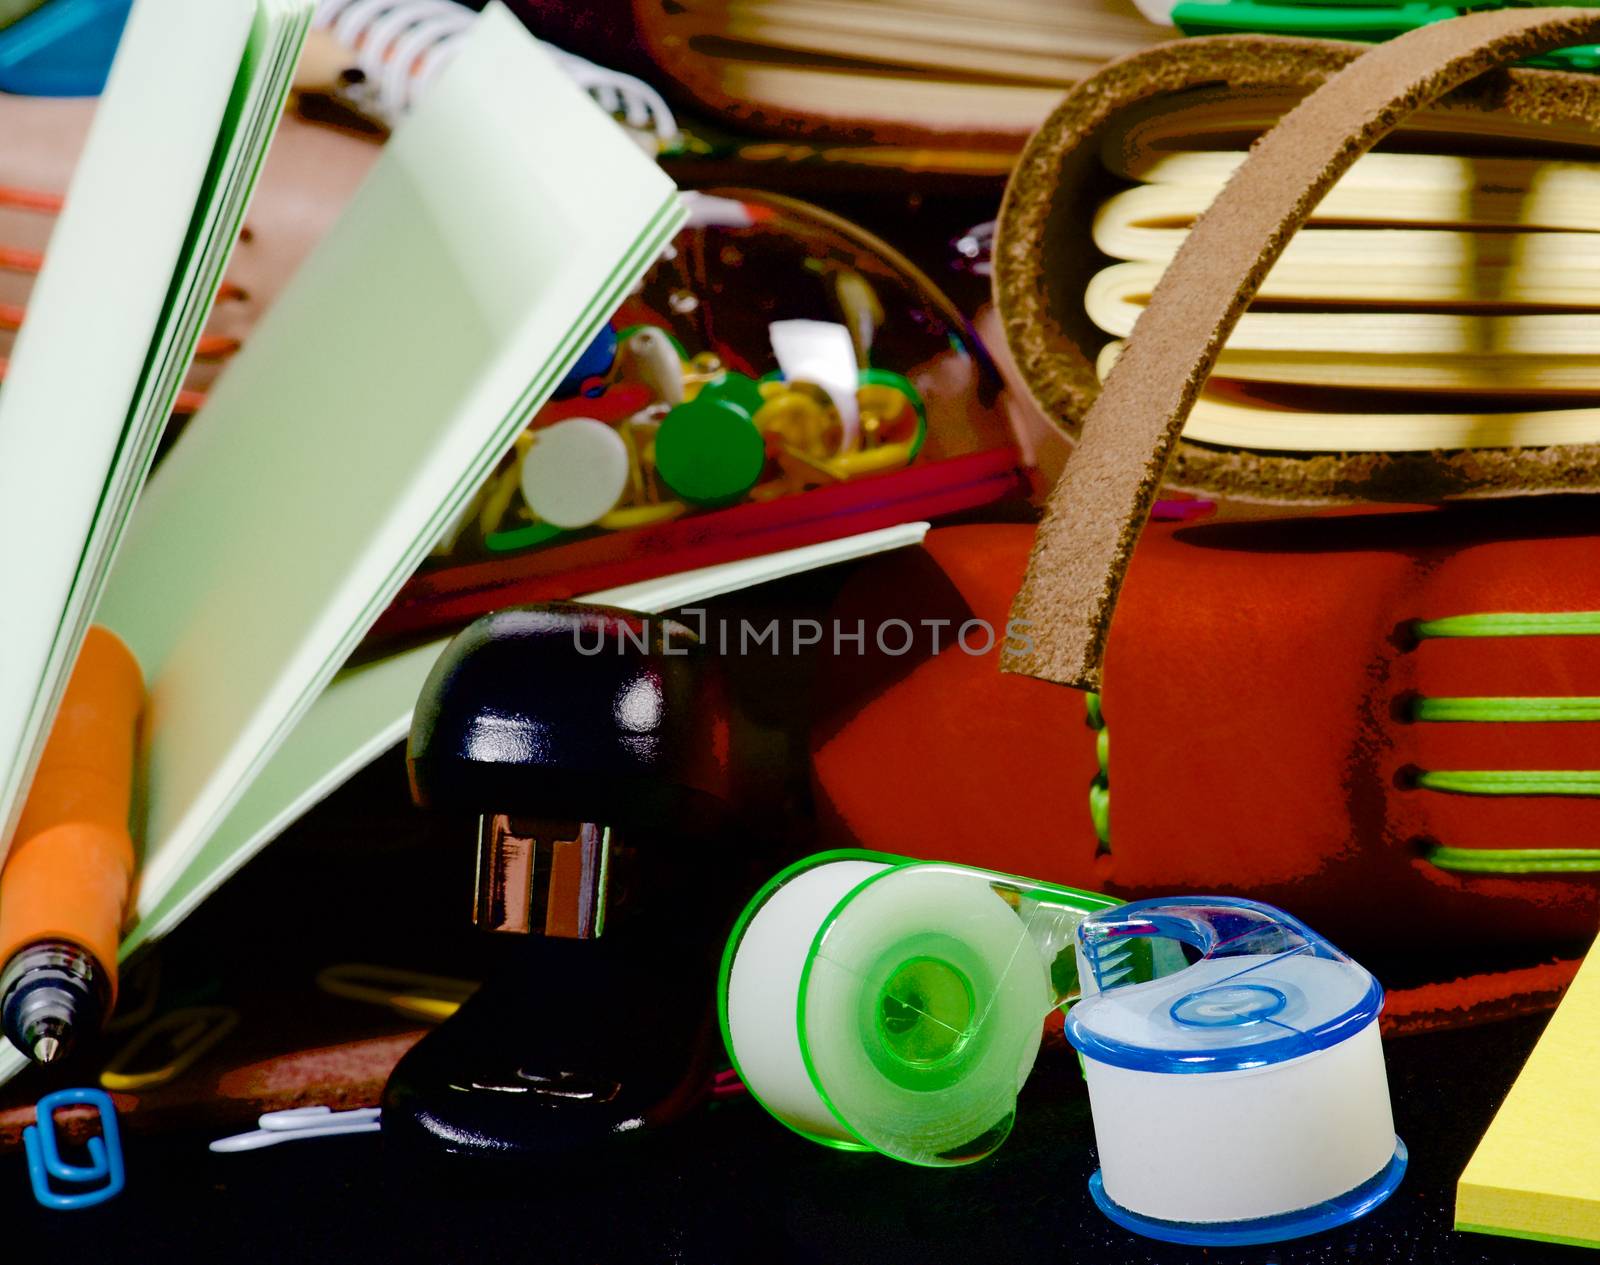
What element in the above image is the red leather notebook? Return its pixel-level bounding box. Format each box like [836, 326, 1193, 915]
[812, 506, 1600, 960]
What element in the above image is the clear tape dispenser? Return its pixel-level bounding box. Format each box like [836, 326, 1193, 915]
[718, 850, 1117, 1166]
[1065, 897, 1407, 1246]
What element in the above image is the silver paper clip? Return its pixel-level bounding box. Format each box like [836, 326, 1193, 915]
[209, 1105, 381, 1153]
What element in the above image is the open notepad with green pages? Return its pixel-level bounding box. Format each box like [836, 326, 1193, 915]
[0, 0, 687, 1081]
[0, 0, 312, 875]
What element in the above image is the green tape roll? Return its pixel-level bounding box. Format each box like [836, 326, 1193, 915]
[799, 867, 1051, 1165]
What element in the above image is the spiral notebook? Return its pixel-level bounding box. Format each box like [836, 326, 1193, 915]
[0, 1, 683, 1081]
[1087, 141, 1600, 451]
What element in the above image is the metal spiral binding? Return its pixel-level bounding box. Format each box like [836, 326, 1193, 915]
[313, 0, 681, 149]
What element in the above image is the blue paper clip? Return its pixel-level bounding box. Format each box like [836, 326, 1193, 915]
[23, 1088, 125, 1210]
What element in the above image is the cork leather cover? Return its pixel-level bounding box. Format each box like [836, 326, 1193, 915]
[997, 12, 1600, 690]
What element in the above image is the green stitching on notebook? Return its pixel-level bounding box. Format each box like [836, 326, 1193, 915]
[1413, 612, 1600, 639]
[1423, 845, 1600, 874]
[1412, 697, 1600, 722]
[1086, 692, 1109, 854]
[1410, 609, 1600, 870]
[1416, 770, 1600, 796]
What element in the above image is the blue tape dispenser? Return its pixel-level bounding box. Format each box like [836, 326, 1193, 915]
[1065, 898, 1406, 1246]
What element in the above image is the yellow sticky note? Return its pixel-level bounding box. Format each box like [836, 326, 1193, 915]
[1457, 939, 1600, 1250]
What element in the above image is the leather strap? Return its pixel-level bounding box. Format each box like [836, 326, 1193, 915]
[1005, 9, 1600, 690]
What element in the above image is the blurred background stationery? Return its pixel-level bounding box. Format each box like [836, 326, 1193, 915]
[298, 0, 687, 154]
[0, 0, 130, 96]
[0, 0, 48, 27]
[291, 0, 1173, 177]
[631, 0, 1168, 151]
[1168, 0, 1600, 70]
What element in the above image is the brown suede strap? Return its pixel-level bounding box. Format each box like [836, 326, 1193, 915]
[1005, 9, 1600, 690]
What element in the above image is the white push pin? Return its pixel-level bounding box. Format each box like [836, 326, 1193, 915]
[768, 319, 860, 450]
[520, 418, 630, 530]
[625, 328, 684, 406]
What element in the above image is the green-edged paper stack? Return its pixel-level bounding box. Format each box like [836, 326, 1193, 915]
[0, 0, 312, 861]
[96, 0, 683, 924]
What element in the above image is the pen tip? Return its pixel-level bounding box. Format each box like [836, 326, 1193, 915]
[32, 1036, 61, 1064]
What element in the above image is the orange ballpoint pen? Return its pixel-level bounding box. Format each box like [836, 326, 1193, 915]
[0, 627, 142, 1063]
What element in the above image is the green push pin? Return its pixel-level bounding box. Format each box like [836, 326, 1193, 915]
[695, 370, 766, 419]
[653, 395, 767, 507]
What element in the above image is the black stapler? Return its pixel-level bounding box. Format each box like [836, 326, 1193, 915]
[384, 603, 745, 1160]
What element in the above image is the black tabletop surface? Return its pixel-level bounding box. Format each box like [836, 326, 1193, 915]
[0, 1001, 1579, 1264]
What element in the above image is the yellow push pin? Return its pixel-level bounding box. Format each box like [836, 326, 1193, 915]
[754, 384, 840, 460]
[857, 383, 912, 447]
[682, 352, 726, 400]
